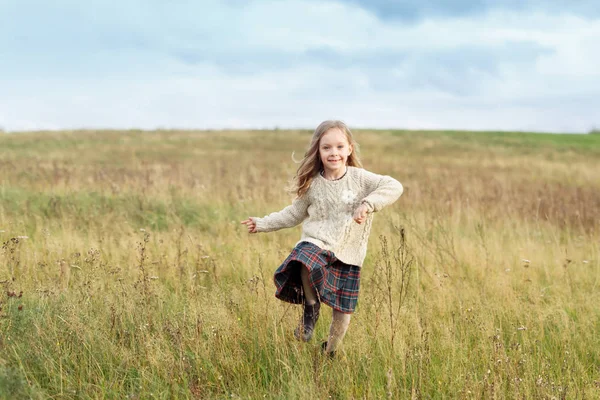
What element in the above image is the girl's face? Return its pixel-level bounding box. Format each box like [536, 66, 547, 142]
[318, 128, 353, 174]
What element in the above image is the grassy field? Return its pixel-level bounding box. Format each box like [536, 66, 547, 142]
[0, 129, 599, 399]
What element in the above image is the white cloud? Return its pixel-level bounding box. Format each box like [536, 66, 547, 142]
[0, 1, 599, 132]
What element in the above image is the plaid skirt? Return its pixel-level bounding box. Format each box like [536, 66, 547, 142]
[273, 241, 361, 314]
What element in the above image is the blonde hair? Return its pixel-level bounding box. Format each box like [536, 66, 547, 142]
[292, 120, 363, 197]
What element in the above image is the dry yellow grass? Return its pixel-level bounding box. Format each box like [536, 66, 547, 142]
[0, 129, 598, 398]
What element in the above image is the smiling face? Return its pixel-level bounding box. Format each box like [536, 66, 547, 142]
[319, 127, 353, 177]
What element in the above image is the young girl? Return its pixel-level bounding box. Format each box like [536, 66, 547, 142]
[241, 120, 403, 356]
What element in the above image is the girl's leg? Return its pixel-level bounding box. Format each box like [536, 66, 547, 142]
[295, 265, 320, 341]
[300, 265, 318, 305]
[326, 310, 351, 353]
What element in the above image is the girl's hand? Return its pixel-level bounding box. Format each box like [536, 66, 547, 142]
[353, 204, 369, 224]
[241, 218, 258, 233]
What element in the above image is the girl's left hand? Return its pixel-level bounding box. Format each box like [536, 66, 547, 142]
[353, 204, 369, 224]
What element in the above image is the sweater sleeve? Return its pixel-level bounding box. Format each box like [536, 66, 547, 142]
[253, 195, 310, 232]
[360, 169, 404, 213]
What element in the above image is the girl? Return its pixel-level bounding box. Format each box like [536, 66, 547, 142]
[241, 120, 403, 356]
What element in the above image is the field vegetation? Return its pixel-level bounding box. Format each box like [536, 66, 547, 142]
[0, 129, 599, 399]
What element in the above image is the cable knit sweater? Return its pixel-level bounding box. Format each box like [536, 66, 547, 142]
[254, 166, 403, 267]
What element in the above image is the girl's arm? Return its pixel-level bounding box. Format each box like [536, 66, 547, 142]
[245, 195, 310, 233]
[360, 169, 404, 213]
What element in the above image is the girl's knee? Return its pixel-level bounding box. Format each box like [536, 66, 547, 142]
[332, 311, 351, 329]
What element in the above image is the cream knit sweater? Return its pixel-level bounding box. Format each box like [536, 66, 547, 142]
[254, 166, 403, 267]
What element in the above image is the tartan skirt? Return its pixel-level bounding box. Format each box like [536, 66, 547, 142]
[273, 241, 361, 314]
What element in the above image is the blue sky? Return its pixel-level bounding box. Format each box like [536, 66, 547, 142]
[1, 0, 599, 132]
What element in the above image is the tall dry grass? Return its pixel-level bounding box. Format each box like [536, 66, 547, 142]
[0, 129, 599, 398]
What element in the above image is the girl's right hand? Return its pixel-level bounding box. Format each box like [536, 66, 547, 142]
[241, 218, 258, 233]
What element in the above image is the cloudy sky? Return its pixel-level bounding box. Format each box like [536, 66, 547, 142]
[1, 0, 599, 133]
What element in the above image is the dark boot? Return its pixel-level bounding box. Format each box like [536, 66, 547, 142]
[294, 301, 320, 342]
[321, 341, 336, 358]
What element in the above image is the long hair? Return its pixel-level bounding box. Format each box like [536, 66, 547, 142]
[292, 120, 363, 197]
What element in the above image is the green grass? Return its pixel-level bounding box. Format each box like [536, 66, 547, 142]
[0, 129, 599, 399]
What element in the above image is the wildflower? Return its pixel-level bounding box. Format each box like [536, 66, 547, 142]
[536, 376, 543, 386]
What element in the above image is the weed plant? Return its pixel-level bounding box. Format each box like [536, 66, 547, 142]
[0, 129, 599, 398]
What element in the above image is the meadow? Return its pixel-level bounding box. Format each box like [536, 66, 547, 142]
[0, 128, 599, 399]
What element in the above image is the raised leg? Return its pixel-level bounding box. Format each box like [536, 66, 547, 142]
[300, 265, 318, 305]
[294, 265, 321, 341]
